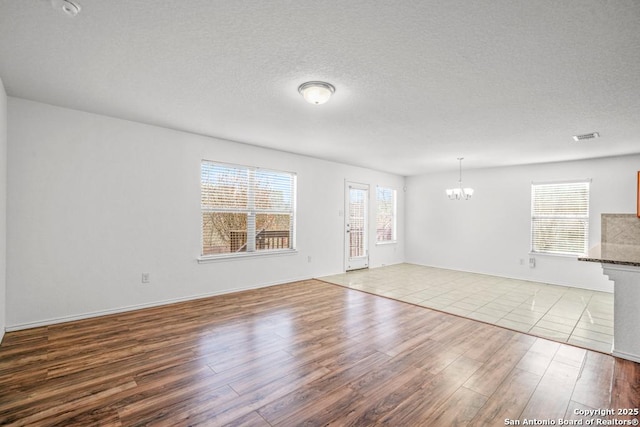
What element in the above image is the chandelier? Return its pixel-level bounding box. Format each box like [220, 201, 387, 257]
[446, 157, 474, 200]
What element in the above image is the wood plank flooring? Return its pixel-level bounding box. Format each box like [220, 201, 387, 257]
[0, 279, 638, 426]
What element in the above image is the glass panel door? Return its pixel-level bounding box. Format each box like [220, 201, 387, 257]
[345, 182, 369, 271]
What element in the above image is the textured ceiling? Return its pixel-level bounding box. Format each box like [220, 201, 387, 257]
[1, 0, 639, 176]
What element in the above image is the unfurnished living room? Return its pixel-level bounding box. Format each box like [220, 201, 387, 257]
[0, 1, 639, 426]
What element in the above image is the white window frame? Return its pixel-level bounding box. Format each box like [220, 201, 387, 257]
[199, 160, 297, 262]
[530, 179, 590, 257]
[375, 186, 397, 244]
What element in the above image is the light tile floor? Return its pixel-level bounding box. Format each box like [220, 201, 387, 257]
[320, 263, 614, 353]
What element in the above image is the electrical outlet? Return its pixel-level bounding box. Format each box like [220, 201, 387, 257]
[529, 257, 536, 268]
[307, 256, 312, 263]
[141, 273, 150, 283]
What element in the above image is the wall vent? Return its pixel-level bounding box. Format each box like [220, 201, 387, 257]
[572, 132, 600, 142]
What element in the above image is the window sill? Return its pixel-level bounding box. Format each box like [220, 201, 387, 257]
[529, 251, 582, 259]
[376, 241, 397, 246]
[197, 249, 298, 263]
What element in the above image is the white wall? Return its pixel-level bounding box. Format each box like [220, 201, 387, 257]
[0, 78, 7, 342]
[406, 155, 640, 292]
[6, 98, 405, 329]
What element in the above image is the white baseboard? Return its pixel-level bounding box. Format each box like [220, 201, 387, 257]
[6, 275, 313, 332]
[403, 261, 614, 293]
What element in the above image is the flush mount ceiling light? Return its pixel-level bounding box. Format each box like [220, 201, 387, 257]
[51, 0, 81, 17]
[446, 157, 474, 200]
[298, 81, 335, 105]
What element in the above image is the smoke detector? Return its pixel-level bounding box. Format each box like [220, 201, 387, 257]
[51, 0, 81, 17]
[572, 132, 600, 142]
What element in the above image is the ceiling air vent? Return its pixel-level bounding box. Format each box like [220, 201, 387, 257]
[572, 132, 600, 142]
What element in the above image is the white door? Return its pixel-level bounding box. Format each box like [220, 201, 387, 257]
[345, 182, 369, 271]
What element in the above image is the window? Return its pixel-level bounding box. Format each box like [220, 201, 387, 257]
[531, 180, 590, 256]
[376, 186, 396, 243]
[201, 161, 296, 257]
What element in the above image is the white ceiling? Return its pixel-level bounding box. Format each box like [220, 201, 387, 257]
[1, 0, 639, 176]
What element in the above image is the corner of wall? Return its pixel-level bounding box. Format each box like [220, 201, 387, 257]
[0, 76, 7, 344]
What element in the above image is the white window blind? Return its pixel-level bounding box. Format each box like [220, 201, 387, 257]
[376, 186, 396, 243]
[201, 161, 296, 257]
[531, 181, 590, 256]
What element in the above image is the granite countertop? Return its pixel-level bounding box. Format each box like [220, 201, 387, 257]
[579, 243, 640, 267]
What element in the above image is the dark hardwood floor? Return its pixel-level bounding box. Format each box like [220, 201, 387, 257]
[0, 279, 638, 426]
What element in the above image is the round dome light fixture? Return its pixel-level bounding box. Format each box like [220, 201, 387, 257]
[298, 81, 335, 105]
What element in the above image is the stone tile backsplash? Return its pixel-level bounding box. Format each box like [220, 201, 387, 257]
[602, 214, 640, 245]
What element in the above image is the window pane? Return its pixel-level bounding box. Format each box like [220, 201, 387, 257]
[202, 212, 248, 255]
[201, 163, 248, 210]
[254, 170, 294, 212]
[376, 187, 396, 242]
[350, 188, 366, 257]
[255, 213, 292, 250]
[531, 181, 589, 256]
[532, 182, 589, 216]
[532, 218, 588, 255]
